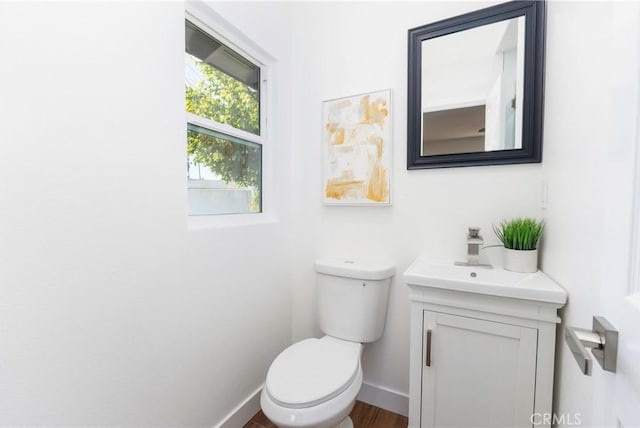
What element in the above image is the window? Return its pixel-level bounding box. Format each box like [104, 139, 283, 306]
[185, 19, 264, 216]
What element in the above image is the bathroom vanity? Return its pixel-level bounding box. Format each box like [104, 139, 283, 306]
[404, 256, 567, 428]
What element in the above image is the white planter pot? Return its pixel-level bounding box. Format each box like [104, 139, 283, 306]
[503, 248, 538, 273]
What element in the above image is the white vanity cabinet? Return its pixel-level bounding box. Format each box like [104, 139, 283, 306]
[405, 258, 567, 428]
[418, 309, 538, 428]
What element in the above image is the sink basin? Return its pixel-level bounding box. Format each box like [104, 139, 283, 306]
[404, 256, 567, 304]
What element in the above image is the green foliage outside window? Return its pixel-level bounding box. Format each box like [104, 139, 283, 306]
[185, 55, 260, 189]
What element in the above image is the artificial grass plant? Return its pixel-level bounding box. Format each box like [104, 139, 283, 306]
[493, 218, 544, 251]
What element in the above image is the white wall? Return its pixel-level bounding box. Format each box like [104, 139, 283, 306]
[289, 0, 542, 402]
[0, 1, 293, 426]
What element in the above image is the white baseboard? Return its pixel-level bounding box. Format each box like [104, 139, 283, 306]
[215, 384, 263, 428]
[357, 382, 409, 417]
[216, 381, 408, 427]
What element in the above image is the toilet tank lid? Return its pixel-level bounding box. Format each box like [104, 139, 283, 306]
[315, 258, 395, 280]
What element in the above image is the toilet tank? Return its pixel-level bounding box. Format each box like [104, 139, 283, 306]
[315, 258, 395, 343]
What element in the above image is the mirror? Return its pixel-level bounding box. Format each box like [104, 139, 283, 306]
[407, 1, 545, 169]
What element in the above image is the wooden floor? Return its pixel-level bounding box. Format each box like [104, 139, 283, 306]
[243, 400, 408, 428]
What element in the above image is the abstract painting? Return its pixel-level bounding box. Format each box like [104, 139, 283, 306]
[322, 89, 392, 205]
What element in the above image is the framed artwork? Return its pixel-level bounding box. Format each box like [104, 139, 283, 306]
[322, 89, 392, 205]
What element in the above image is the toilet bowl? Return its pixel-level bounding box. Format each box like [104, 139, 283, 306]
[260, 336, 363, 428]
[260, 258, 395, 428]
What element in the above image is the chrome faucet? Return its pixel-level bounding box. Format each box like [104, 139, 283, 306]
[455, 227, 492, 268]
[466, 227, 483, 265]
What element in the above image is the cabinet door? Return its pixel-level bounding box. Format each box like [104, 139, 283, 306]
[421, 311, 537, 428]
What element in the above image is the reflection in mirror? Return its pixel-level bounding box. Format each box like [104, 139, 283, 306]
[421, 17, 525, 156]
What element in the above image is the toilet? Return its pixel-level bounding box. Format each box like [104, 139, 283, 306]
[260, 258, 395, 428]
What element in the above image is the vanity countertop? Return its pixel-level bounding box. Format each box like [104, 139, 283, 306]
[404, 255, 567, 304]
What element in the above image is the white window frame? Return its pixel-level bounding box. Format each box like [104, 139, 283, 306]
[185, 3, 275, 228]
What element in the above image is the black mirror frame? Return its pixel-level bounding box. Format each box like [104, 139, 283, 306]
[407, 1, 545, 170]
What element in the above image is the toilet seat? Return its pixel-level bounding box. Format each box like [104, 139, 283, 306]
[265, 338, 359, 409]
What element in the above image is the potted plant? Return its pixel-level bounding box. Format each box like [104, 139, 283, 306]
[493, 218, 544, 273]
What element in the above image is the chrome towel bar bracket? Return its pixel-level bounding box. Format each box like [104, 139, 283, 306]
[565, 316, 618, 375]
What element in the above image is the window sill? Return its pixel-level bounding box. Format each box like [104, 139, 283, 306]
[187, 211, 277, 230]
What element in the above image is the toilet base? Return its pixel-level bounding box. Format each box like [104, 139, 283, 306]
[335, 416, 353, 428]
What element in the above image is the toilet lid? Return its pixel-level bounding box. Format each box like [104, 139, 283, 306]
[265, 338, 359, 409]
